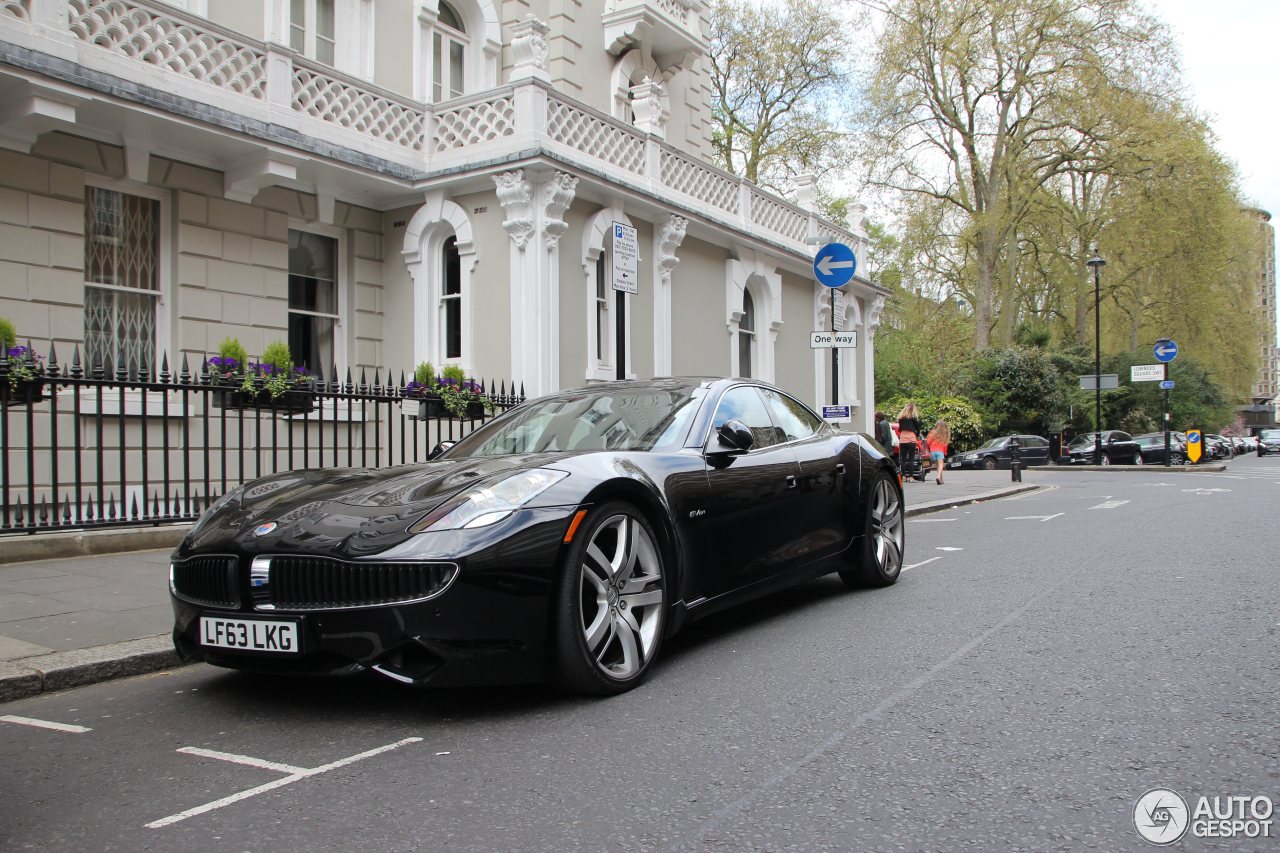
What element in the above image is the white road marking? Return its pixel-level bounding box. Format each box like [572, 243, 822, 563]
[1089, 500, 1129, 509]
[902, 556, 943, 572]
[935, 546, 963, 551]
[1004, 513, 1064, 522]
[0, 715, 92, 734]
[176, 747, 308, 775]
[147, 737, 422, 829]
[908, 517, 957, 522]
[1182, 488, 1231, 495]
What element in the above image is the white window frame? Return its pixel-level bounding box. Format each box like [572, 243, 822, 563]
[83, 177, 171, 378]
[401, 196, 477, 374]
[412, 0, 501, 102]
[738, 287, 757, 379]
[439, 234, 464, 364]
[270, 0, 373, 78]
[725, 254, 780, 383]
[287, 222, 347, 378]
[583, 209, 635, 382]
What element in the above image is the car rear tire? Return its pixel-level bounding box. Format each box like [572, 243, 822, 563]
[982, 456, 997, 470]
[552, 502, 667, 696]
[840, 469, 904, 589]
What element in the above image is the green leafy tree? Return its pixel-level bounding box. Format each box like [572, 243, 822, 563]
[709, 0, 856, 194]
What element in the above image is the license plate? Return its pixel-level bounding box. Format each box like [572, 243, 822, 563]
[199, 616, 300, 654]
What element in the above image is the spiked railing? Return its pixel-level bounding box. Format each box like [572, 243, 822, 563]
[0, 348, 524, 535]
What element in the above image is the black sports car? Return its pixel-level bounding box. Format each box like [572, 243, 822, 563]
[169, 378, 904, 695]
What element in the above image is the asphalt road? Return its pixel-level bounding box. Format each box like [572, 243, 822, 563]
[2, 459, 1278, 851]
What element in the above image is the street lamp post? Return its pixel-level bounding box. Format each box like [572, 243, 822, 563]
[1087, 254, 1106, 466]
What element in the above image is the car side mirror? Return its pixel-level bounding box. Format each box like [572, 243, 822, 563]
[713, 419, 755, 453]
[428, 440, 455, 460]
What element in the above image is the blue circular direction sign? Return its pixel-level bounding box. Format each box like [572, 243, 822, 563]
[1153, 338, 1178, 363]
[813, 242, 857, 288]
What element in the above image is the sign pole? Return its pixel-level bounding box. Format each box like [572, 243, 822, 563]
[830, 287, 838, 404]
[812, 242, 856, 422]
[1163, 363, 1170, 467]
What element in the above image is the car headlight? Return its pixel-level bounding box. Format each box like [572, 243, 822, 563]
[410, 469, 569, 533]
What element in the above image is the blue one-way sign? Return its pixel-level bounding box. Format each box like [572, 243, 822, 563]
[1153, 338, 1178, 363]
[813, 243, 856, 288]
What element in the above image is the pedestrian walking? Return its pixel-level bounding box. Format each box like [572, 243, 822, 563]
[925, 419, 951, 484]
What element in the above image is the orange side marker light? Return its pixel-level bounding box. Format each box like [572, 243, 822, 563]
[563, 509, 589, 543]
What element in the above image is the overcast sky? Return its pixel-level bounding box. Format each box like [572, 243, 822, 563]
[1148, 0, 1279, 216]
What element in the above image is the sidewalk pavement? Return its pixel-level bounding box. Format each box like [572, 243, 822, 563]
[0, 466, 1070, 703]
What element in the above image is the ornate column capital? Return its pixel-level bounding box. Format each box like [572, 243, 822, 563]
[657, 215, 687, 284]
[866, 294, 885, 331]
[541, 172, 579, 248]
[494, 171, 534, 249]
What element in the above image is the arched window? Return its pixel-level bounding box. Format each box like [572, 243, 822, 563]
[583, 209, 633, 382]
[595, 252, 609, 365]
[738, 289, 756, 378]
[430, 1, 468, 101]
[442, 235, 462, 359]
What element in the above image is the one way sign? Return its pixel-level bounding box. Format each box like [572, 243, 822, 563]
[813, 243, 856, 288]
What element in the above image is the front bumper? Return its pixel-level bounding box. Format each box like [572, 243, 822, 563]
[169, 505, 576, 687]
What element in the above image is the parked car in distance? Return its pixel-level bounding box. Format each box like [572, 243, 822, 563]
[1258, 429, 1280, 456]
[1203, 434, 1232, 460]
[948, 434, 1051, 470]
[1229, 436, 1248, 456]
[1133, 432, 1186, 465]
[1062, 431, 1144, 465]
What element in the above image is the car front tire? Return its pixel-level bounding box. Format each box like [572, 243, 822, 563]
[552, 501, 667, 696]
[982, 456, 998, 470]
[840, 469, 904, 589]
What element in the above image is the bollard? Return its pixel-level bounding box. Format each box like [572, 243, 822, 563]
[1009, 436, 1022, 482]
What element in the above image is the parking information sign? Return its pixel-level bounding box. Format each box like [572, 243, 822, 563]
[822, 405, 851, 423]
[611, 222, 638, 294]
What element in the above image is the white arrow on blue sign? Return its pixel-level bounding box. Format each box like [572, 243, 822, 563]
[1153, 338, 1178, 363]
[1160, 380, 1175, 390]
[813, 243, 856, 288]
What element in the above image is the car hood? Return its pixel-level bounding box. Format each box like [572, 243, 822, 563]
[176, 453, 571, 558]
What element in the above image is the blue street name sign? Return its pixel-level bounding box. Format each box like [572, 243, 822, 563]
[1153, 338, 1178, 363]
[813, 243, 856, 288]
[1160, 380, 1175, 390]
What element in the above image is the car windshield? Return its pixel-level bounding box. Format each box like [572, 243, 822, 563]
[976, 438, 1007, 450]
[1068, 433, 1101, 448]
[445, 385, 703, 457]
[1262, 430, 1280, 440]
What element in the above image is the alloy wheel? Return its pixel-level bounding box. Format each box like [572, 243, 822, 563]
[869, 477, 904, 578]
[578, 513, 664, 679]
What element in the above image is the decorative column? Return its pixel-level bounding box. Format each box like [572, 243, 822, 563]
[509, 15, 551, 82]
[495, 169, 578, 396]
[630, 78, 669, 138]
[653, 215, 687, 376]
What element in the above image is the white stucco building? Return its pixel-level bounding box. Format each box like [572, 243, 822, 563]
[0, 0, 884, 429]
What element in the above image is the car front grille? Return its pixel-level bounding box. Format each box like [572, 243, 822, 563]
[265, 556, 458, 611]
[171, 555, 240, 608]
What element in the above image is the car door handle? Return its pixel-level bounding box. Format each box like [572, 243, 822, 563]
[785, 475, 797, 489]
[835, 464, 845, 475]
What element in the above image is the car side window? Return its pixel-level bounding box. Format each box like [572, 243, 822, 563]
[760, 389, 821, 442]
[711, 386, 780, 450]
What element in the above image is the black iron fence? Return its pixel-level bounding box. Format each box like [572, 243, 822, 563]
[0, 346, 524, 535]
